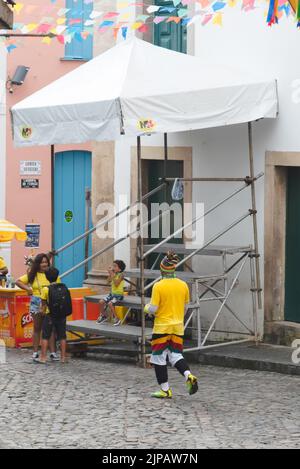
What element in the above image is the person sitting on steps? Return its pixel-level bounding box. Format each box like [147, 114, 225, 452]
[97, 260, 126, 327]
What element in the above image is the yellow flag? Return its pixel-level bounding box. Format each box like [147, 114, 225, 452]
[26, 23, 38, 32]
[14, 3, 24, 14]
[213, 12, 223, 26]
[42, 37, 52, 45]
[228, 0, 237, 7]
[57, 18, 66, 25]
[131, 22, 143, 30]
[120, 13, 131, 20]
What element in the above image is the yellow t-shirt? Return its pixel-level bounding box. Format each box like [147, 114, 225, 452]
[151, 278, 190, 335]
[18, 272, 61, 298]
[111, 273, 125, 296]
[0, 257, 7, 270]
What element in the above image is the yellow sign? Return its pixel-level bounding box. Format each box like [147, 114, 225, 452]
[137, 118, 156, 133]
[21, 126, 33, 139]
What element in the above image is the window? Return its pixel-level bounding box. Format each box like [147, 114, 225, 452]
[153, 0, 187, 53]
[64, 0, 93, 61]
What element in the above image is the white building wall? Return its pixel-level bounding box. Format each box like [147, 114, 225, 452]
[114, 8, 300, 339]
[0, 42, 10, 270]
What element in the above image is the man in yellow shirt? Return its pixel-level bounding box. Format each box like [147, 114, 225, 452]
[145, 251, 198, 399]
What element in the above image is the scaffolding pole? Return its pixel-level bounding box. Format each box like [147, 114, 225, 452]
[248, 122, 262, 309]
[137, 136, 146, 368]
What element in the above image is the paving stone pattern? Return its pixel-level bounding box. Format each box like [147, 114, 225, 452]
[0, 349, 299, 449]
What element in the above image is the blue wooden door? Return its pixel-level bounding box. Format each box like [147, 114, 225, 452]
[54, 150, 92, 287]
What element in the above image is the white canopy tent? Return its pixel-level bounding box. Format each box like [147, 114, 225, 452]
[11, 37, 278, 147]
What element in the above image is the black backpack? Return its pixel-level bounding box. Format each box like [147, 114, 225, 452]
[47, 283, 72, 318]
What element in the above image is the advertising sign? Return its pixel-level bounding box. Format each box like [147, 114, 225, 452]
[25, 224, 40, 248]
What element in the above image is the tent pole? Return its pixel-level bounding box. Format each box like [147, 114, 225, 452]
[248, 122, 262, 309]
[137, 136, 146, 367]
[164, 133, 168, 199]
[51, 145, 55, 260]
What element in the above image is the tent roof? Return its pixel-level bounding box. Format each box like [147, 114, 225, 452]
[11, 37, 278, 147]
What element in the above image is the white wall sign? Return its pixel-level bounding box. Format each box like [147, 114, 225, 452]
[20, 161, 41, 176]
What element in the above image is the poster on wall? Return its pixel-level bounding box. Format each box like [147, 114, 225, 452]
[25, 224, 40, 248]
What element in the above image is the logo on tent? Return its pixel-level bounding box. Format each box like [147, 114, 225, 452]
[21, 126, 33, 139]
[137, 118, 156, 133]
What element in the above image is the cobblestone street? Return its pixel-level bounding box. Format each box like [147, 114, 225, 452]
[0, 349, 299, 449]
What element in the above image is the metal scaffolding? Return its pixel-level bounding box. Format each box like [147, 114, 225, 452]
[60, 122, 262, 366]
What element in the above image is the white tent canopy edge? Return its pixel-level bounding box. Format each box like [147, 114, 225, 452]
[11, 37, 278, 148]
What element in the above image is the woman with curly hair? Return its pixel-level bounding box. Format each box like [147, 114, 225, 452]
[16, 253, 60, 362]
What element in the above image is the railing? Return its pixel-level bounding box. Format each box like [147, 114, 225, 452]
[59, 172, 263, 283]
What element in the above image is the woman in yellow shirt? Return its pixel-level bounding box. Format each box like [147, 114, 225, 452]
[16, 253, 60, 362]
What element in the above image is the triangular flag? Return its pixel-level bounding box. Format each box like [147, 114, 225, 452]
[147, 5, 160, 13]
[213, 12, 223, 25]
[202, 13, 213, 25]
[166, 16, 182, 23]
[212, 2, 226, 11]
[56, 35, 65, 44]
[153, 16, 166, 24]
[42, 37, 52, 45]
[14, 3, 24, 15]
[131, 22, 143, 30]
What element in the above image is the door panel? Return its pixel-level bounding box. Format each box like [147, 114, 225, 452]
[146, 159, 184, 269]
[285, 167, 300, 323]
[54, 151, 92, 287]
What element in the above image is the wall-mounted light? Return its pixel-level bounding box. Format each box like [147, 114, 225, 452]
[3, 1, 16, 7]
[6, 65, 30, 93]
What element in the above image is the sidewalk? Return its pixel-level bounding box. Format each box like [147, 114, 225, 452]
[193, 342, 300, 376]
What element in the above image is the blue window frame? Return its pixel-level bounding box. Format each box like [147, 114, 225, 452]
[64, 0, 93, 61]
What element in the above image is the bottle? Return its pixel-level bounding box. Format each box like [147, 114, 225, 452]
[6, 274, 11, 288]
[10, 276, 15, 289]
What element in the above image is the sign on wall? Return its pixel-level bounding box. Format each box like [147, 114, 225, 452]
[64, 210, 73, 223]
[25, 224, 40, 248]
[21, 179, 39, 189]
[20, 161, 41, 176]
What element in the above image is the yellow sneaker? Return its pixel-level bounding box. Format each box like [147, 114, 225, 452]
[186, 374, 198, 395]
[151, 389, 172, 399]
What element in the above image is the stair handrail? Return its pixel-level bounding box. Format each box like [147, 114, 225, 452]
[144, 210, 253, 292]
[60, 205, 171, 279]
[54, 182, 167, 256]
[60, 173, 262, 281]
[142, 172, 263, 260]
